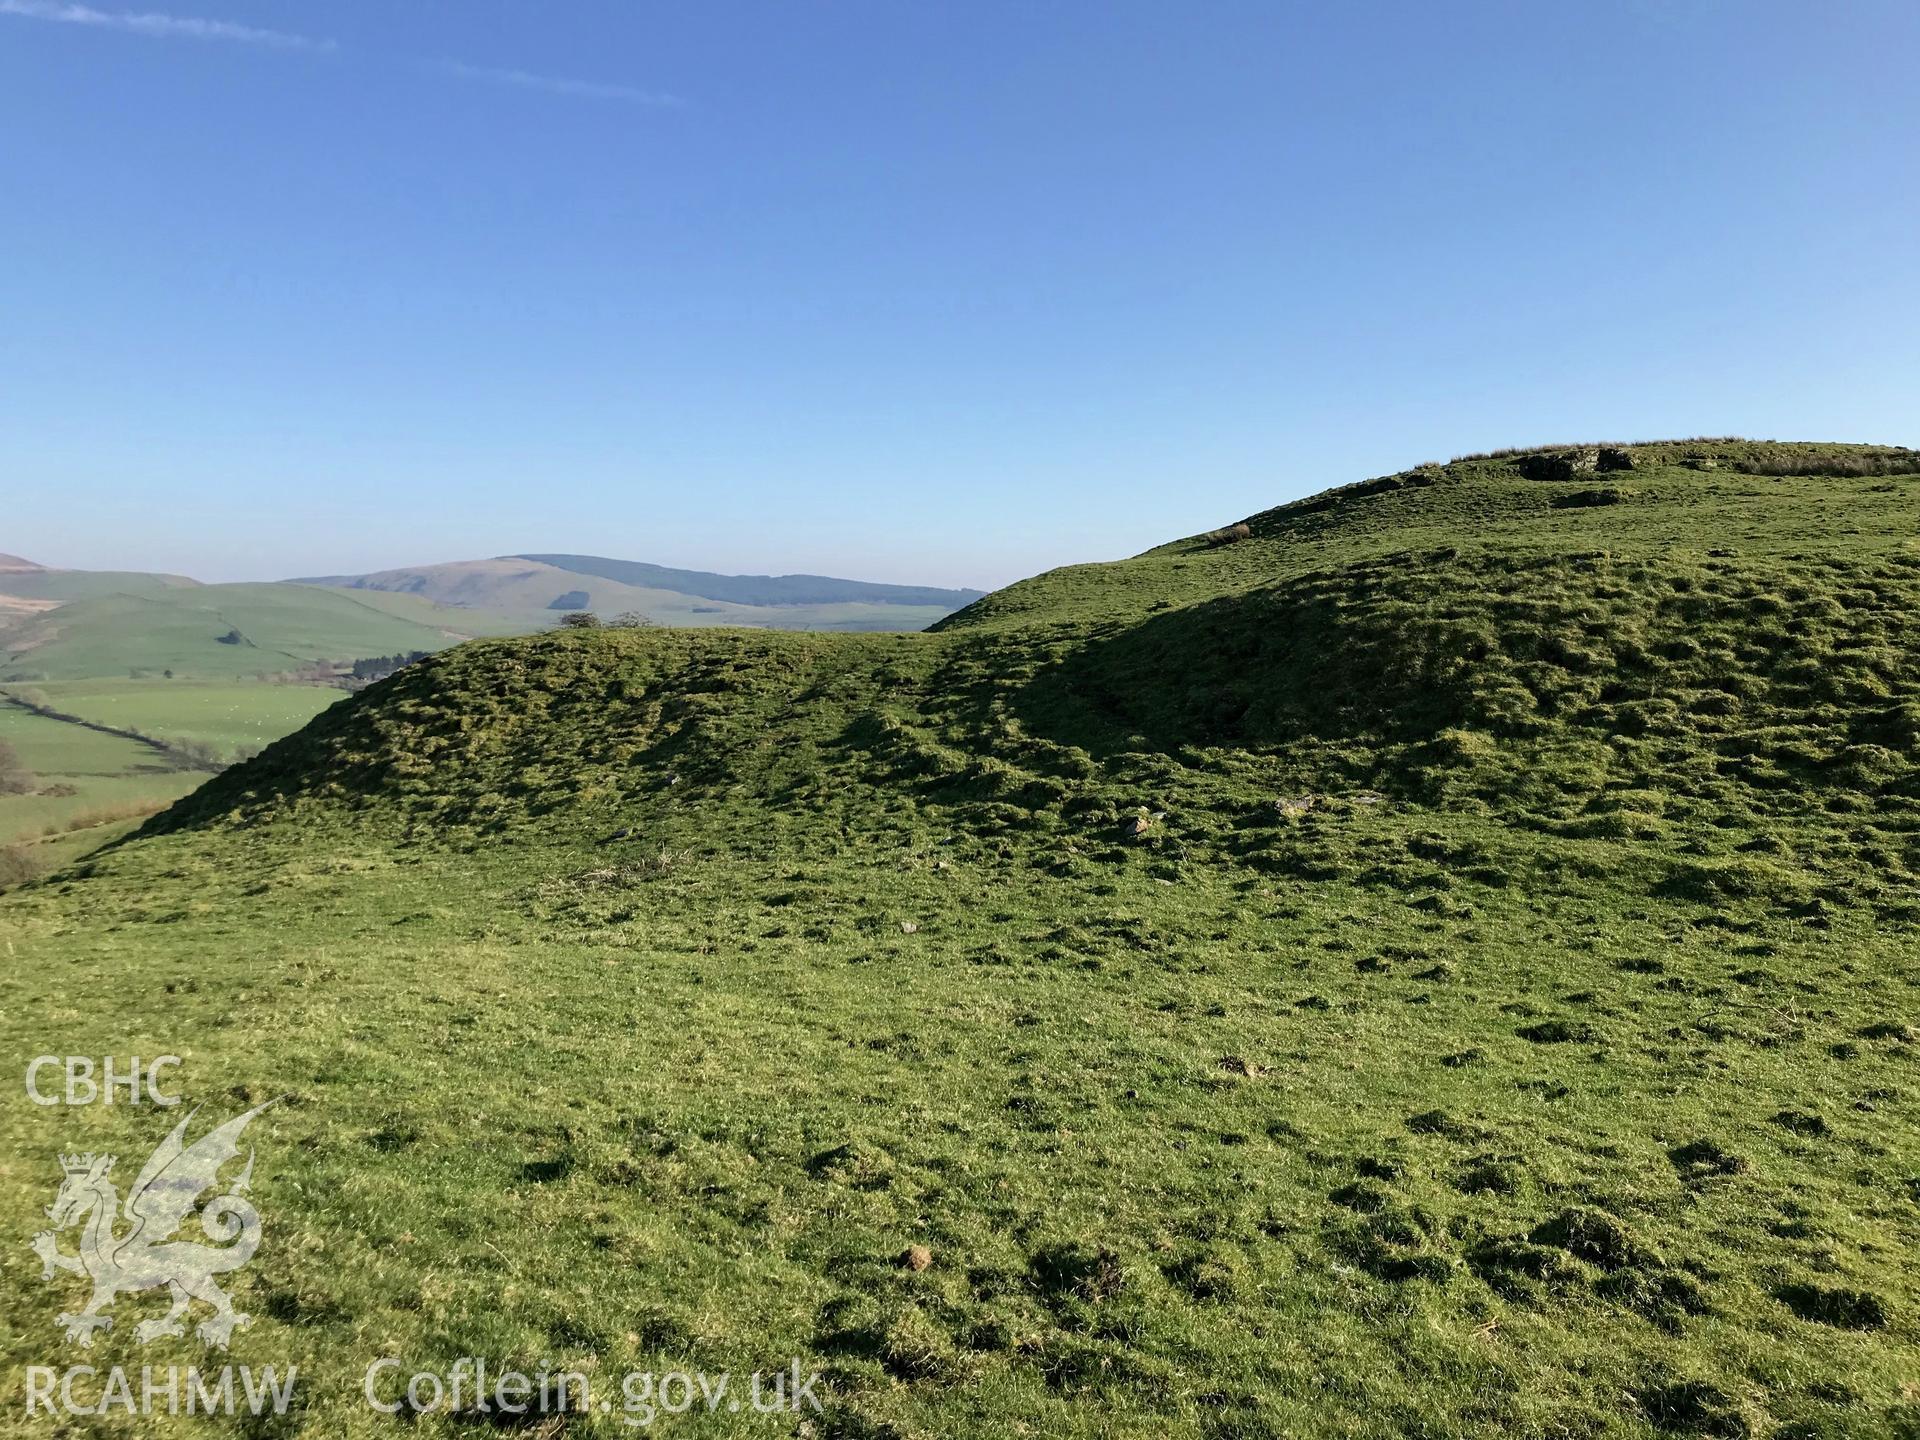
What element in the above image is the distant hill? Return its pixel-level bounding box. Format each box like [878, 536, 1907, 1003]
[298, 554, 977, 631]
[0, 558, 57, 619]
[515, 554, 986, 609]
[0, 546, 979, 682]
[0, 563, 200, 605]
[293, 557, 599, 613]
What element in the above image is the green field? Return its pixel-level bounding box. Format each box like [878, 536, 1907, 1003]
[0, 583, 517, 682]
[0, 702, 200, 842]
[3, 440, 1917, 1439]
[0, 680, 350, 852]
[28, 679, 346, 759]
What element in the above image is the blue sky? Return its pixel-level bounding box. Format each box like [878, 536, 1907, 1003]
[2, 1, 1915, 589]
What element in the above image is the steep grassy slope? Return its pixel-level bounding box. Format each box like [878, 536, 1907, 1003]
[4, 440, 1918, 1440]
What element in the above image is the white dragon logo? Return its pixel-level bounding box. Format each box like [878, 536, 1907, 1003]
[31, 1101, 276, 1350]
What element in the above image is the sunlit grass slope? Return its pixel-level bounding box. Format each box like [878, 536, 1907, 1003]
[3, 440, 1917, 1440]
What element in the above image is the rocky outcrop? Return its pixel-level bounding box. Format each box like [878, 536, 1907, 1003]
[1519, 449, 1601, 482]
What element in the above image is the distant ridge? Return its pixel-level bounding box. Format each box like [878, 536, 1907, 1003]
[515, 554, 986, 609]
[0, 553, 45, 572]
[294, 555, 976, 631]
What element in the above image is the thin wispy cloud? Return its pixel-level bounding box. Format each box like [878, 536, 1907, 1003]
[435, 59, 681, 107]
[0, 0, 333, 50]
[1, 5, 678, 104]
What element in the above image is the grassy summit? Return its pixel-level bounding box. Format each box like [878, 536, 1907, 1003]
[5, 440, 1918, 1438]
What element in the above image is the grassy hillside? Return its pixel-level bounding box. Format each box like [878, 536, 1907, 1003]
[4, 440, 1917, 1439]
[0, 582, 518, 681]
[302, 555, 969, 631]
[0, 591, 55, 620]
[0, 564, 200, 605]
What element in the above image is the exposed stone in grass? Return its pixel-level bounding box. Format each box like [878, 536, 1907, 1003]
[1552, 487, 1630, 510]
[1519, 449, 1601, 482]
[899, 1245, 933, 1273]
